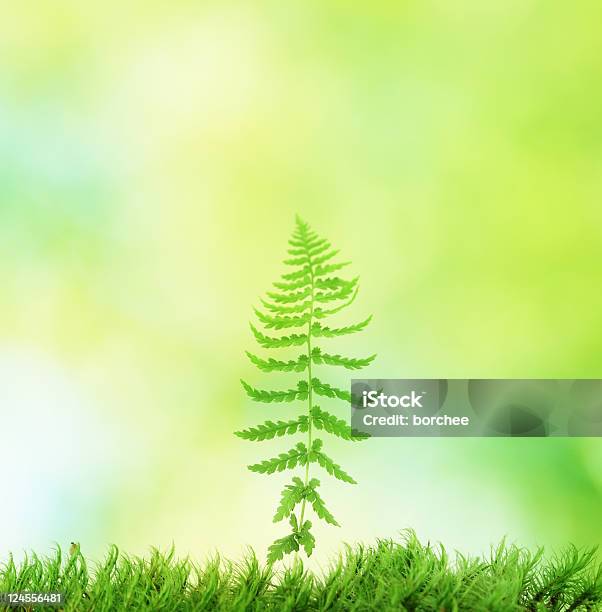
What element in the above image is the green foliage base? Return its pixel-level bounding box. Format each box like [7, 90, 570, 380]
[1, 533, 600, 611]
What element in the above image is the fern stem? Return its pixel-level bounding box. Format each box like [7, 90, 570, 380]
[297, 232, 315, 531]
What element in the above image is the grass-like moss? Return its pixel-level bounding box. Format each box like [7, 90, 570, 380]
[1, 532, 600, 611]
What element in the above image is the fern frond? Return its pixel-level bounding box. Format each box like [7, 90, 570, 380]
[281, 266, 311, 281]
[261, 299, 312, 315]
[311, 347, 375, 370]
[305, 481, 339, 526]
[292, 227, 316, 242]
[311, 249, 340, 267]
[248, 442, 309, 474]
[267, 534, 299, 563]
[309, 440, 357, 484]
[311, 316, 372, 338]
[273, 477, 340, 527]
[283, 255, 310, 266]
[239, 216, 374, 561]
[269, 512, 315, 561]
[311, 406, 369, 441]
[246, 351, 308, 373]
[235, 416, 309, 442]
[290, 221, 311, 236]
[294, 215, 313, 232]
[273, 477, 306, 522]
[309, 239, 331, 256]
[288, 223, 316, 246]
[314, 288, 355, 305]
[311, 378, 351, 402]
[250, 324, 307, 348]
[314, 276, 359, 302]
[289, 236, 321, 248]
[314, 276, 353, 291]
[266, 288, 312, 304]
[272, 276, 311, 291]
[313, 287, 359, 319]
[241, 380, 309, 403]
[291, 232, 319, 250]
[297, 521, 316, 556]
[287, 241, 329, 258]
[314, 262, 351, 277]
[254, 309, 310, 330]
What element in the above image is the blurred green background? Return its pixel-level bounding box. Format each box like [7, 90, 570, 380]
[1, 1, 601, 565]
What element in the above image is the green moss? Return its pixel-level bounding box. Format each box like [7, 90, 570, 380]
[1, 532, 600, 611]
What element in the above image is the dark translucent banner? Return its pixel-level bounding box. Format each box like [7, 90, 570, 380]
[350, 379, 602, 437]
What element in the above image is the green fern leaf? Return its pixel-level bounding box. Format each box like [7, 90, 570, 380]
[273, 477, 306, 522]
[313, 262, 351, 277]
[261, 299, 312, 315]
[297, 521, 316, 556]
[241, 379, 309, 403]
[292, 221, 314, 237]
[311, 348, 376, 370]
[281, 266, 311, 281]
[315, 453, 357, 484]
[289, 236, 323, 251]
[311, 406, 369, 441]
[311, 249, 340, 267]
[246, 351, 308, 372]
[248, 442, 309, 474]
[315, 285, 357, 304]
[254, 309, 310, 330]
[305, 482, 339, 526]
[314, 276, 353, 291]
[235, 416, 309, 441]
[308, 440, 357, 484]
[311, 316, 372, 338]
[308, 239, 331, 257]
[291, 225, 312, 239]
[250, 324, 307, 348]
[311, 378, 351, 402]
[272, 276, 312, 291]
[266, 288, 312, 304]
[313, 287, 359, 319]
[267, 534, 299, 563]
[283, 255, 310, 266]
